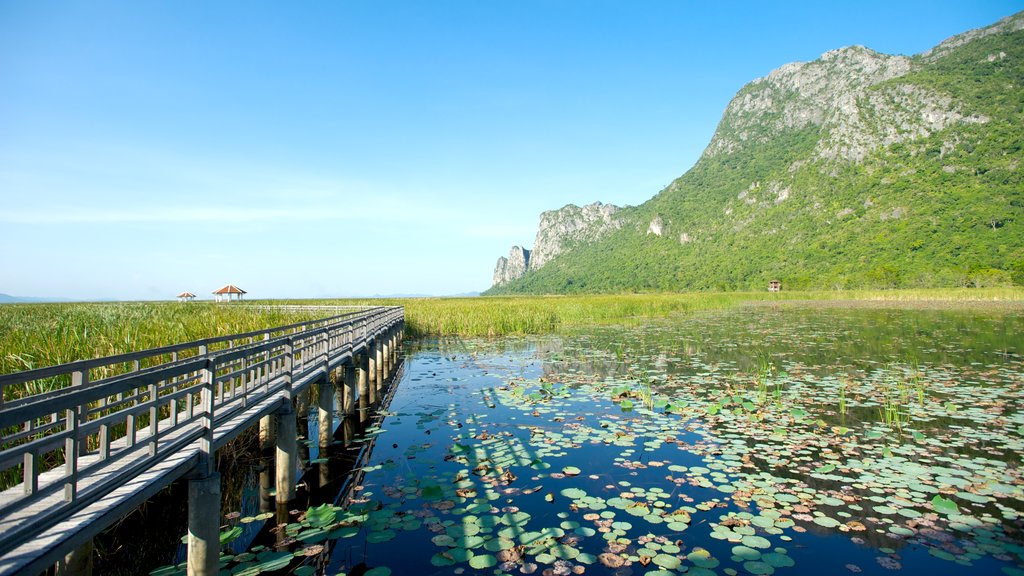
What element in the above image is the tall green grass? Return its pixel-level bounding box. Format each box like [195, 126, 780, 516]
[2, 288, 1021, 383]
[298, 287, 1024, 337]
[0, 303, 330, 382]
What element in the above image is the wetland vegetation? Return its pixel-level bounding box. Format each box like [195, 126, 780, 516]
[2, 291, 1023, 575]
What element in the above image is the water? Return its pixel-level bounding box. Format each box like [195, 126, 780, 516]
[160, 304, 1024, 575]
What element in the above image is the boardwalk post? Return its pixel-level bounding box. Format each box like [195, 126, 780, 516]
[375, 338, 385, 394]
[318, 373, 333, 449]
[276, 403, 297, 504]
[259, 415, 276, 454]
[187, 358, 220, 576]
[380, 332, 387, 381]
[366, 344, 377, 405]
[276, 338, 297, 504]
[296, 387, 310, 426]
[357, 352, 370, 424]
[187, 472, 221, 576]
[343, 360, 356, 417]
[54, 540, 93, 576]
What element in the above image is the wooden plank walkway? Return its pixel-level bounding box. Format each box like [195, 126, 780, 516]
[0, 305, 404, 575]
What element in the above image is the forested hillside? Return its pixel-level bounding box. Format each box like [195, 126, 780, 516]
[488, 13, 1023, 294]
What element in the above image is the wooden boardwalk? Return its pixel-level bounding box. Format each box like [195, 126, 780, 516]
[0, 305, 404, 575]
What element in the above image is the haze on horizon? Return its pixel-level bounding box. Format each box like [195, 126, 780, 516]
[1, 1, 1020, 301]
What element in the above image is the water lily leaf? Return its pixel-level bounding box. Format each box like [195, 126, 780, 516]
[469, 554, 497, 569]
[931, 495, 960, 515]
[366, 527, 396, 544]
[653, 553, 681, 569]
[420, 485, 444, 500]
[744, 560, 775, 575]
[303, 504, 337, 528]
[219, 526, 243, 546]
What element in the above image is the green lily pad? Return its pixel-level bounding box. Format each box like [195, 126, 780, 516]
[469, 554, 497, 569]
[932, 495, 960, 515]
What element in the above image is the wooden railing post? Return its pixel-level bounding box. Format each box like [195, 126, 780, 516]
[63, 408, 78, 503]
[197, 358, 215, 477]
[71, 370, 88, 458]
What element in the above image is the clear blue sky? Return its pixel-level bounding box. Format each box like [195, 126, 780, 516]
[2, 1, 1021, 300]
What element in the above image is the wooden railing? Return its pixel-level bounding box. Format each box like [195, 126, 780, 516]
[0, 305, 404, 574]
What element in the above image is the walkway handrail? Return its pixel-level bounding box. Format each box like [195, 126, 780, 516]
[0, 305, 404, 572]
[0, 305, 381, 397]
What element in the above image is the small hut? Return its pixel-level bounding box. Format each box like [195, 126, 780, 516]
[768, 280, 782, 292]
[213, 285, 246, 302]
[177, 291, 196, 303]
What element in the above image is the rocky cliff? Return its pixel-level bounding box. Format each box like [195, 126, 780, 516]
[703, 43, 998, 165]
[492, 246, 531, 286]
[486, 11, 1024, 294]
[491, 202, 621, 286]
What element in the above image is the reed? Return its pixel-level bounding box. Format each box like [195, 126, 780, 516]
[3, 287, 1020, 386]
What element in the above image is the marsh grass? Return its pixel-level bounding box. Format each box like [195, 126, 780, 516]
[2, 287, 1021, 385]
[0, 303, 330, 400]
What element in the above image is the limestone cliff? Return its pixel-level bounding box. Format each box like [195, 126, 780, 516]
[490, 202, 621, 287]
[530, 202, 621, 270]
[492, 246, 531, 287]
[703, 45, 987, 163]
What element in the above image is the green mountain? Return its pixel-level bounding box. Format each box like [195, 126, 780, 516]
[487, 12, 1024, 294]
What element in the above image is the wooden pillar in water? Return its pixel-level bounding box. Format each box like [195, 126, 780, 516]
[295, 388, 310, 426]
[276, 337, 297, 505]
[259, 415, 276, 454]
[367, 344, 377, 405]
[54, 539, 93, 576]
[375, 338, 385, 394]
[357, 351, 370, 424]
[275, 403, 297, 504]
[382, 333, 390, 382]
[187, 359, 220, 576]
[343, 360, 356, 417]
[318, 373, 333, 449]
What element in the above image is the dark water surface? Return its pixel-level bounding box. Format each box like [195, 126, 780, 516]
[159, 305, 1024, 576]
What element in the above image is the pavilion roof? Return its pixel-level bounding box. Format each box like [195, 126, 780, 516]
[212, 285, 246, 295]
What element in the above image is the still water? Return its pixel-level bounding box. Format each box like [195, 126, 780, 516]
[161, 304, 1024, 576]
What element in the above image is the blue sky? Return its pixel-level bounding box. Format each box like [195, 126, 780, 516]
[2, 1, 1021, 300]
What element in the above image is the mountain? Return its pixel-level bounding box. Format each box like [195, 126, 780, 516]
[0, 293, 70, 303]
[486, 12, 1024, 294]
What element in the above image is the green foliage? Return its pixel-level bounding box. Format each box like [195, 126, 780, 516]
[487, 25, 1024, 295]
[3, 290, 1023, 385]
[0, 303, 332, 399]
